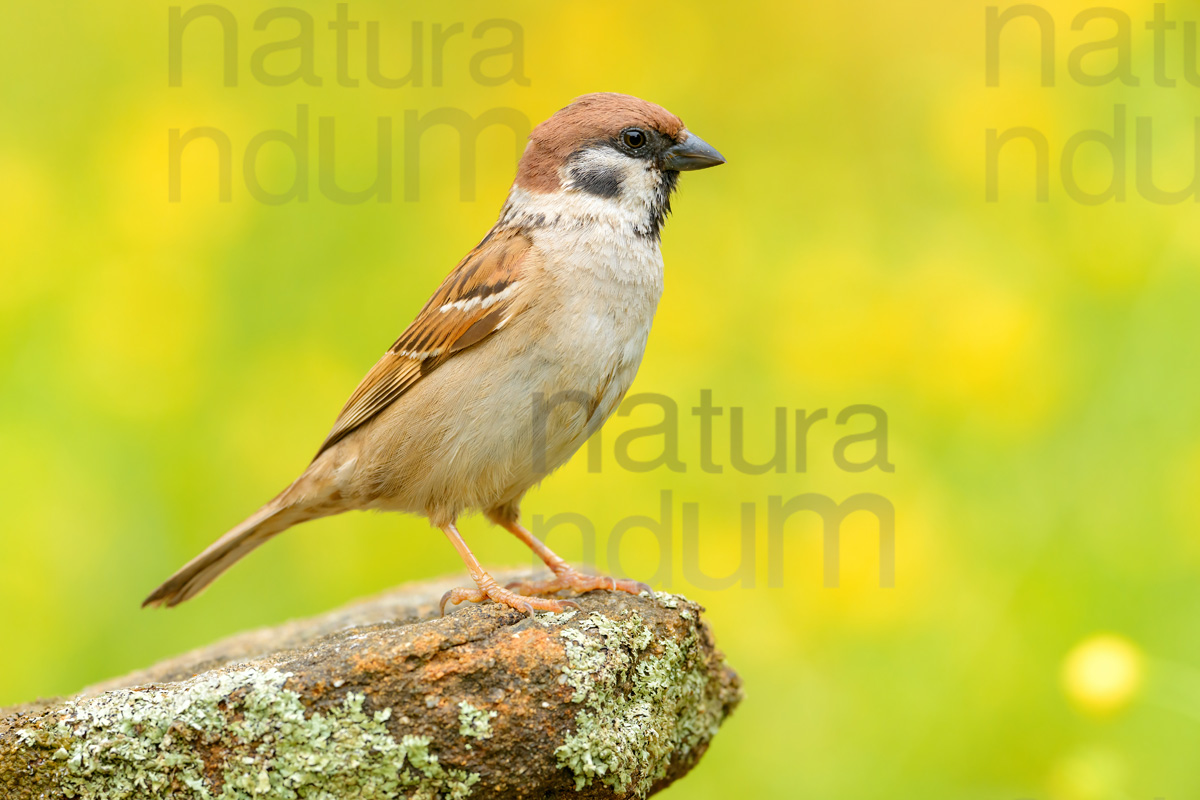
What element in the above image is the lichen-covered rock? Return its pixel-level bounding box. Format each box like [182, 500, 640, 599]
[0, 573, 742, 799]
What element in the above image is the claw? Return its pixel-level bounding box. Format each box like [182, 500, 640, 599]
[440, 586, 486, 616]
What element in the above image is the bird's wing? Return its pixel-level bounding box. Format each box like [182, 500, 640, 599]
[314, 228, 534, 458]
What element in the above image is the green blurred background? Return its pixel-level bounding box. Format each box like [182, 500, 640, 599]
[4, 0, 1200, 797]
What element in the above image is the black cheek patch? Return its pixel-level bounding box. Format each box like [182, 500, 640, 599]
[569, 165, 623, 198]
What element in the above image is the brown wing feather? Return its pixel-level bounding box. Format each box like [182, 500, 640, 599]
[314, 228, 533, 458]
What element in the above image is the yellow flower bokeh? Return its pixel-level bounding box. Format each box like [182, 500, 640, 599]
[1063, 634, 1144, 714]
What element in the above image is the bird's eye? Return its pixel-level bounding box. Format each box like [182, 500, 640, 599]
[621, 128, 647, 150]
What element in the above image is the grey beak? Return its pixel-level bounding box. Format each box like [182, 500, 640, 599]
[662, 132, 726, 171]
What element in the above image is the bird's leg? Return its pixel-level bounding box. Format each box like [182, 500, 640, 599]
[495, 518, 651, 598]
[438, 522, 580, 616]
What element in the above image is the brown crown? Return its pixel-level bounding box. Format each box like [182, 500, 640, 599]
[513, 93, 686, 193]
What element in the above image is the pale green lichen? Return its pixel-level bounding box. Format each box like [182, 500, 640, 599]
[536, 609, 578, 627]
[16, 666, 479, 799]
[554, 609, 727, 797]
[651, 591, 681, 609]
[455, 702, 496, 740]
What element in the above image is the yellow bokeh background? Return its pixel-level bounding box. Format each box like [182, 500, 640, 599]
[4, 1, 1200, 797]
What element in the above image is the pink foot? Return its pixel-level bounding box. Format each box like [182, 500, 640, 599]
[505, 567, 650, 599]
[439, 584, 581, 617]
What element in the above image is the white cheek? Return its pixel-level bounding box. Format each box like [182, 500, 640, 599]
[563, 147, 626, 181]
[562, 149, 659, 213]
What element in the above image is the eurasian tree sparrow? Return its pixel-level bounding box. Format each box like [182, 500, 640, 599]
[144, 93, 725, 615]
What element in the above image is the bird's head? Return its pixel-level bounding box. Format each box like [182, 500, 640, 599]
[510, 93, 724, 238]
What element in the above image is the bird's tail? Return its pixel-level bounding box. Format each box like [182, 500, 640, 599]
[142, 483, 335, 608]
